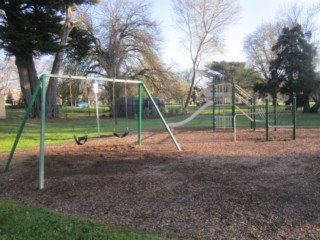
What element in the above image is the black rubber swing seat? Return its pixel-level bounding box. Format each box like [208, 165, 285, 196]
[74, 135, 88, 145]
[113, 131, 129, 138]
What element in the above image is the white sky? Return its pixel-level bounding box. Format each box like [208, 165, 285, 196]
[152, 0, 320, 70]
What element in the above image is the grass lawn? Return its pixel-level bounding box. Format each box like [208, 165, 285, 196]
[0, 200, 169, 240]
[1, 105, 319, 153]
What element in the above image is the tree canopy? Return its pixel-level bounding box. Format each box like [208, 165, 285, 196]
[0, 0, 98, 118]
[270, 24, 317, 112]
[64, 0, 178, 103]
[243, 2, 320, 109]
[0, 1, 63, 56]
[172, 0, 240, 108]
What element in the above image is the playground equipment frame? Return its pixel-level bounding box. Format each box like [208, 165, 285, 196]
[265, 97, 296, 141]
[4, 74, 181, 189]
[233, 97, 296, 141]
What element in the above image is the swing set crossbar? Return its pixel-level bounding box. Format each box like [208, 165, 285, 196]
[4, 73, 181, 190]
[48, 74, 143, 85]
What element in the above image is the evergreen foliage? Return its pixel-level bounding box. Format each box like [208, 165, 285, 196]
[0, 1, 63, 56]
[0, 1, 98, 118]
[270, 24, 317, 112]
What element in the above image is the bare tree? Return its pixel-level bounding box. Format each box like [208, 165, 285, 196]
[170, 78, 190, 104]
[243, 23, 278, 97]
[73, 0, 178, 101]
[172, 0, 240, 109]
[46, 5, 81, 118]
[244, 23, 277, 79]
[277, 2, 320, 41]
[129, 51, 178, 98]
[244, 2, 320, 100]
[0, 57, 17, 95]
[78, 0, 159, 77]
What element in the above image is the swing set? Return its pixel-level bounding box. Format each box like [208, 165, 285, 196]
[62, 76, 89, 145]
[112, 77, 129, 138]
[3, 74, 181, 189]
[74, 134, 88, 145]
[70, 77, 89, 145]
[72, 76, 131, 143]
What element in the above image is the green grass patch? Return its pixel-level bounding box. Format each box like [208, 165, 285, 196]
[0, 199, 170, 240]
[1, 105, 319, 153]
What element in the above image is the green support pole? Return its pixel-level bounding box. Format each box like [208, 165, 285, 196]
[293, 97, 296, 140]
[39, 74, 47, 189]
[253, 95, 256, 131]
[3, 78, 42, 172]
[266, 98, 269, 141]
[138, 83, 143, 145]
[274, 98, 277, 131]
[141, 83, 181, 151]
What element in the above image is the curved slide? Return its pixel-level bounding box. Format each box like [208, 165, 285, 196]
[168, 101, 213, 128]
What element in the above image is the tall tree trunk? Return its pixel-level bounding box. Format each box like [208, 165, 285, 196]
[46, 5, 78, 118]
[302, 94, 311, 113]
[310, 101, 320, 113]
[184, 63, 197, 110]
[15, 55, 40, 118]
[271, 90, 278, 106]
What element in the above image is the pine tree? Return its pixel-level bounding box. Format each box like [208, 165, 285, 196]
[0, 1, 63, 117]
[0, 1, 98, 118]
[270, 24, 316, 112]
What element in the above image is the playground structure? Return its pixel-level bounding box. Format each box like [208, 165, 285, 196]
[168, 101, 213, 128]
[3, 74, 297, 189]
[168, 81, 296, 141]
[213, 82, 296, 141]
[3, 74, 182, 189]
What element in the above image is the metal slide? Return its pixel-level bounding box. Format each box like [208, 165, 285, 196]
[168, 101, 213, 128]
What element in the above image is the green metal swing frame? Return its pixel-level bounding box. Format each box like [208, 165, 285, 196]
[3, 74, 181, 189]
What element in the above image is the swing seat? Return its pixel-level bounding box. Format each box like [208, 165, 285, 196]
[74, 135, 88, 145]
[113, 131, 129, 138]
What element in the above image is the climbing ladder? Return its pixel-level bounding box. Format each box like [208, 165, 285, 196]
[213, 83, 256, 129]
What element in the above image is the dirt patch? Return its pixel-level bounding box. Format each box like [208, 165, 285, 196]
[0, 129, 320, 239]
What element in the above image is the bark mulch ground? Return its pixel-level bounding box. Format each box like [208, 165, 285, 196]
[0, 128, 320, 240]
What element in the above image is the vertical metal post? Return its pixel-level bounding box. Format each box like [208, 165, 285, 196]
[95, 92, 100, 137]
[138, 83, 143, 145]
[266, 98, 269, 141]
[253, 95, 256, 131]
[93, 82, 100, 137]
[293, 97, 296, 140]
[39, 75, 47, 189]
